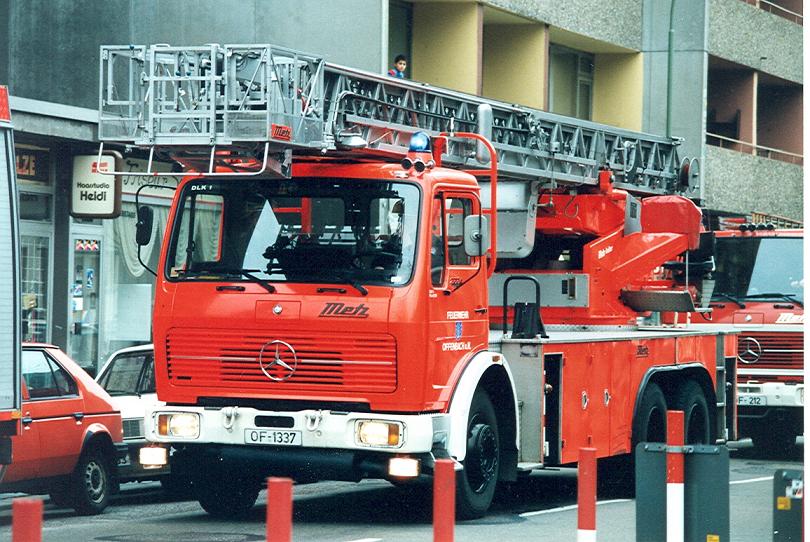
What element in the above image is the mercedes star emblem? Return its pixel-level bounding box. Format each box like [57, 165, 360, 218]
[737, 336, 762, 364]
[259, 340, 298, 381]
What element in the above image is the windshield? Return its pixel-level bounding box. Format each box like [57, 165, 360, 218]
[713, 237, 803, 302]
[97, 351, 155, 396]
[166, 178, 420, 287]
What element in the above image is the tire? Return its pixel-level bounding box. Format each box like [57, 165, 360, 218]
[455, 389, 500, 520]
[197, 472, 260, 518]
[599, 382, 667, 497]
[671, 380, 712, 445]
[69, 448, 112, 515]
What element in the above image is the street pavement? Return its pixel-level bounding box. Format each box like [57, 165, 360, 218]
[0, 440, 802, 541]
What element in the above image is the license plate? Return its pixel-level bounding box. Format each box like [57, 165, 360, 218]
[738, 394, 767, 406]
[244, 428, 302, 446]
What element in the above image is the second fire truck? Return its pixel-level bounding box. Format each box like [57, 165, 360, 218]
[698, 217, 802, 455]
[97, 43, 737, 518]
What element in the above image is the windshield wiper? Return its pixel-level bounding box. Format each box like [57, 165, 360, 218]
[330, 273, 368, 296]
[711, 292, 746, 308]
[231, 269, 276, 293]
[744, 293, 804, 307]
[194, 269, 276, 294]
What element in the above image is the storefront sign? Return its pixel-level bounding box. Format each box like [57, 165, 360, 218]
[15, 147, 50, 183]
[71, 155, 122, 218]
[120, 158, 180, 199]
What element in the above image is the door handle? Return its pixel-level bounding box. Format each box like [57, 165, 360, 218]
[474, 306, 488, 314]
[73, 412, 85, 421]
[21, 415, 33, 424]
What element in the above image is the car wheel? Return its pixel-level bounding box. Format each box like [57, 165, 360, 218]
[456, 389, 500, 520]
[70, 447, 112, 515]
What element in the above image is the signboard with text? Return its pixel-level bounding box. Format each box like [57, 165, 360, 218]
[15, 148, 50, 183]
[71, 155, 122, 218]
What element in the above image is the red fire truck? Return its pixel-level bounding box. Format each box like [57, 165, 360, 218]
[697, 219, 803, 455]
[97, 44, 736, 518]
[0, 86, 22, 477]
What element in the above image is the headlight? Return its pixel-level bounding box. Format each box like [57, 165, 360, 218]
[156, 412, 200, 439]
[355, 420, 403, 448]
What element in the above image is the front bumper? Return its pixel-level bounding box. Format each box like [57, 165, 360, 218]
[144, 405, 450, 479]
[116, 440, 171, 481]
[737, 381, 804, 410]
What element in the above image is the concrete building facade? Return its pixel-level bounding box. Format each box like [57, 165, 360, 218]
[0, 0, 802, 369]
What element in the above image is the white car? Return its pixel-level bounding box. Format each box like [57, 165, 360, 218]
[95, 345, 180, 489]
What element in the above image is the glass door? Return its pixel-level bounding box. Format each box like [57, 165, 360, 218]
[68, 234, 103, 369]
[20, 233, 52, 343]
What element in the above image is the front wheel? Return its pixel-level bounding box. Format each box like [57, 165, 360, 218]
[69, 448, 112, 515]
[456, 389, 500, 520]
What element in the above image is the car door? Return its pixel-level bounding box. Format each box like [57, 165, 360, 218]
[21, 348, 85, 478]
[1, 382, 42, 483]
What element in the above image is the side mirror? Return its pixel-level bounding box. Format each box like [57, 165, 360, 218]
[463, 215, 489, 257]
[135, 205, 154, 246]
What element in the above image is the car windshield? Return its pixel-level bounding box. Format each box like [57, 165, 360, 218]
[97, 352, 155, 395]
[166, 178, 420, 287]
[713, 236, 804, 303]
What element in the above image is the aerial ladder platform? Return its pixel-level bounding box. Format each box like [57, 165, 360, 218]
[98, 43, 701, 262]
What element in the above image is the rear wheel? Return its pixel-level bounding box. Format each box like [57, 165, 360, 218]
[671, 380, 712, 444]
[599, 382, 667, 497]
[456, 390, 500, 520]
[69, 447, 112, 515]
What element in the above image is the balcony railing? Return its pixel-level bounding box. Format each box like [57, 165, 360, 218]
[706, 133, 804, 166]
[742, 0, 803, 25]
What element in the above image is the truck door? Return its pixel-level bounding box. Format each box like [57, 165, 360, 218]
[428, 193, 489, 385]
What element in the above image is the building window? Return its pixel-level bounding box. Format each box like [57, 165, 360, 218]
[549, 45, 593, 120]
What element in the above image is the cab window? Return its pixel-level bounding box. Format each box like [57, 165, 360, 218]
[22, 350, 78, 399]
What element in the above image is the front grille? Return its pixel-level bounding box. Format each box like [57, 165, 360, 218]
[166, 328, 397, 393]
[123, 418, 144, 439]
[737, 331, 803, 383]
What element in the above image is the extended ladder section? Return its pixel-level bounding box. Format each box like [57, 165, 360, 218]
[99, 43, 699, 198]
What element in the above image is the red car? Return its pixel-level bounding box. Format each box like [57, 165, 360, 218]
[0, 343, 124, 515]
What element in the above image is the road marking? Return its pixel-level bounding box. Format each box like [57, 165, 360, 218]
[730, 476, 773, 485]
[345, 539, 382, 542]
[520, 499, 631, 518]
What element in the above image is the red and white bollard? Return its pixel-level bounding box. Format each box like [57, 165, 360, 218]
[12, 498, 42, 542]
[577, 447, 597, 542]
[266, 477, 293, 542]
[666, 410, 685, 542]
[433, 458, 456, 542]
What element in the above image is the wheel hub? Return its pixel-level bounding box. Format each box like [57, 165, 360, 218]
[84, 460, 105, 503]
[466, 423, 498, 493]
